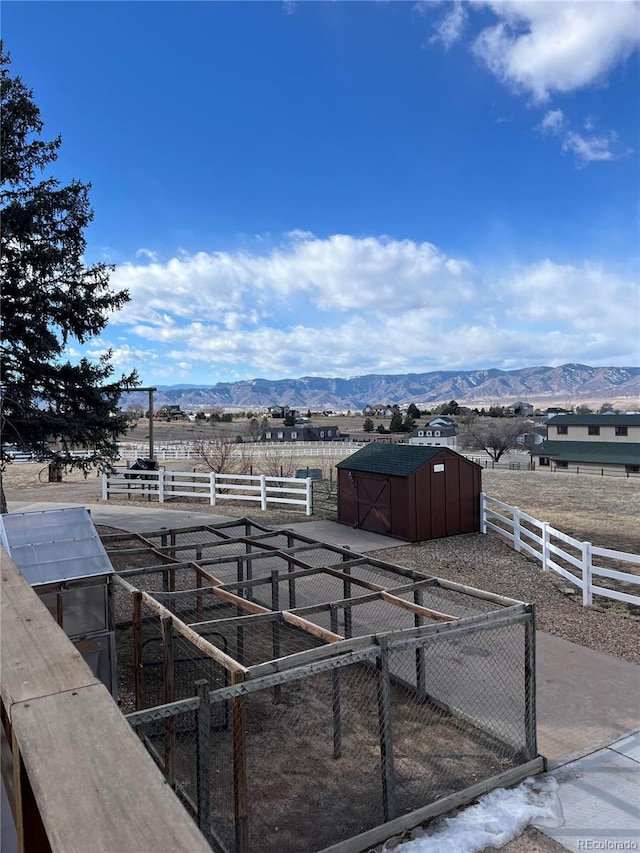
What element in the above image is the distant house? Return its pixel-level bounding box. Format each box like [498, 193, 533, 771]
[507, 401, 534, 417]
[408, 425, 457, 449]
[364, 404, 396, 418]
[260, 425, 347, 442]
[268, 406, 294, 419]
[516, 426, 546, 448]
[427, 416, 457, 429]
[530, 414, 640, 474]
[155, 405, 187, 421]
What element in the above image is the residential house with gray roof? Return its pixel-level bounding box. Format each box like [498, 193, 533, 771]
[530, 414, 640, 475]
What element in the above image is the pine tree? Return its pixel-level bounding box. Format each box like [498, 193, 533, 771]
[0, 45, 138, 512]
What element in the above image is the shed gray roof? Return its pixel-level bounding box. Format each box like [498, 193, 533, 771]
[0, 507, 114, 587]
[337, 443, 455, 476]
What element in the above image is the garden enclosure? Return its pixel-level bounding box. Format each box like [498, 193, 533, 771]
[103, 517, 541, 853]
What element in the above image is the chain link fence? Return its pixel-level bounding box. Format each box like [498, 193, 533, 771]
[103, 517, 539, 853]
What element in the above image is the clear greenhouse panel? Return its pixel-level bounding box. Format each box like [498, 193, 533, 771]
[0, 507, 114, 585]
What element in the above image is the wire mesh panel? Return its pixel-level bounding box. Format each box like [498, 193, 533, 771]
[110, 519, 538, 853]
[383, 614, 535, 819]
[242, 658, 384, 853]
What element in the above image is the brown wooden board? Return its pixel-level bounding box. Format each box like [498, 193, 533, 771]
[11, 684, 211, 853]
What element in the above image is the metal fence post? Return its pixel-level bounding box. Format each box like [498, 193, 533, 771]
[232, 672, 249, 853]
[582, 541, 593, 606]
[160, 615, 175, 788]
[271, 571, 281, 703]
[158, 467, 165, 503]
[377, 640, 397, 822]
[210, 471, 216, 506]
[195, 679, 212, 842]
[342, 562, 353, 639]
[330, 605, 342, 759]
[260, 475, 267, 511]
[413, 589, 427, 702]
[132, 591, 145, 741]
[102, 472, 108, 501]
[480, 492, 487, 534]
[524, 606, 538, 760]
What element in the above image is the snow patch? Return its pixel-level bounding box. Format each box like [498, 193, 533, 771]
[381, 776, 563, 853]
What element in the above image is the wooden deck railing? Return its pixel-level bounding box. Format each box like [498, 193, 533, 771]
[0, 550, 211, 853]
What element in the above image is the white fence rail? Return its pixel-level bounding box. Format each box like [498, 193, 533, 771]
[480, 493, 640, 608]
[102, 469, 313, 515]
[117, 441, 360, 461]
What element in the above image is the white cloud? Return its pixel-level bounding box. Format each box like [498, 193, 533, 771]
[111, 233, 476, 327]
[99, 234, 639, 383]
[472, 1, 640, 102]
[135, 248, 160, 263]
[430, 1, 467, 50]
[537, 108, 564, 135]
[536, 110, 631, 165]
[501, 259, 639, 341]
[562, 130, 619, 164]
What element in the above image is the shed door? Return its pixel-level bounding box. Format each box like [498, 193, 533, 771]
[356, 475, 391, 534]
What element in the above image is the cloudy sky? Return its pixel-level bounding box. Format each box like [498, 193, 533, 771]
[4, 1, 639, 386]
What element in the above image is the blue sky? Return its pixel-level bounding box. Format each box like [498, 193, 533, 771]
[4, 1, 640, 386]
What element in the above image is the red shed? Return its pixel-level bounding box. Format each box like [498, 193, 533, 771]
[336, 444, 482, 542]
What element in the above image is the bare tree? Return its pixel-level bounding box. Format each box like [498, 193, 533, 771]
[458, 409, 479, 428]
[246, 416, 268, 442]
[260, 445, 296, 478]
[194, 432, 239, 474]
[461, 418, 528, 462]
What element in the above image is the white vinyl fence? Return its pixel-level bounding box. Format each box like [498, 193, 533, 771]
[117, 441, 360, 462]
[102, 469, 313, 515]
[481, 493, 640, 608]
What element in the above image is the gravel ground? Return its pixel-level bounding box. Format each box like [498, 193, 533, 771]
[371, 533, 640, 665]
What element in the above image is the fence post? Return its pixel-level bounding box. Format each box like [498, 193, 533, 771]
[330, 605, 342, 759]
[231, 672, 249, 853]
[160, 615, 175, 788]
[306, 477, 312, 516]
[524, 605, 538, 760]
[195, 679, 212, 842]
[513, 506, 521, 552]
[260, 475, 267, 511]
[376, 640, 397, 823]
[210, 471, 216, 506]
[271, 571, 282, 703]
[413, 588, 427, 702]
[480, 492, 487, 534]
[158, 468, 165, 503]
[132, 591, 145, 716]
[541, 522, 550, 571]
[102, 472, 108, 501]
[582, 541, 593, 606]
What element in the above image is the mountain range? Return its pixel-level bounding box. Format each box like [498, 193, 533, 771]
[122, 364, 640, 411]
